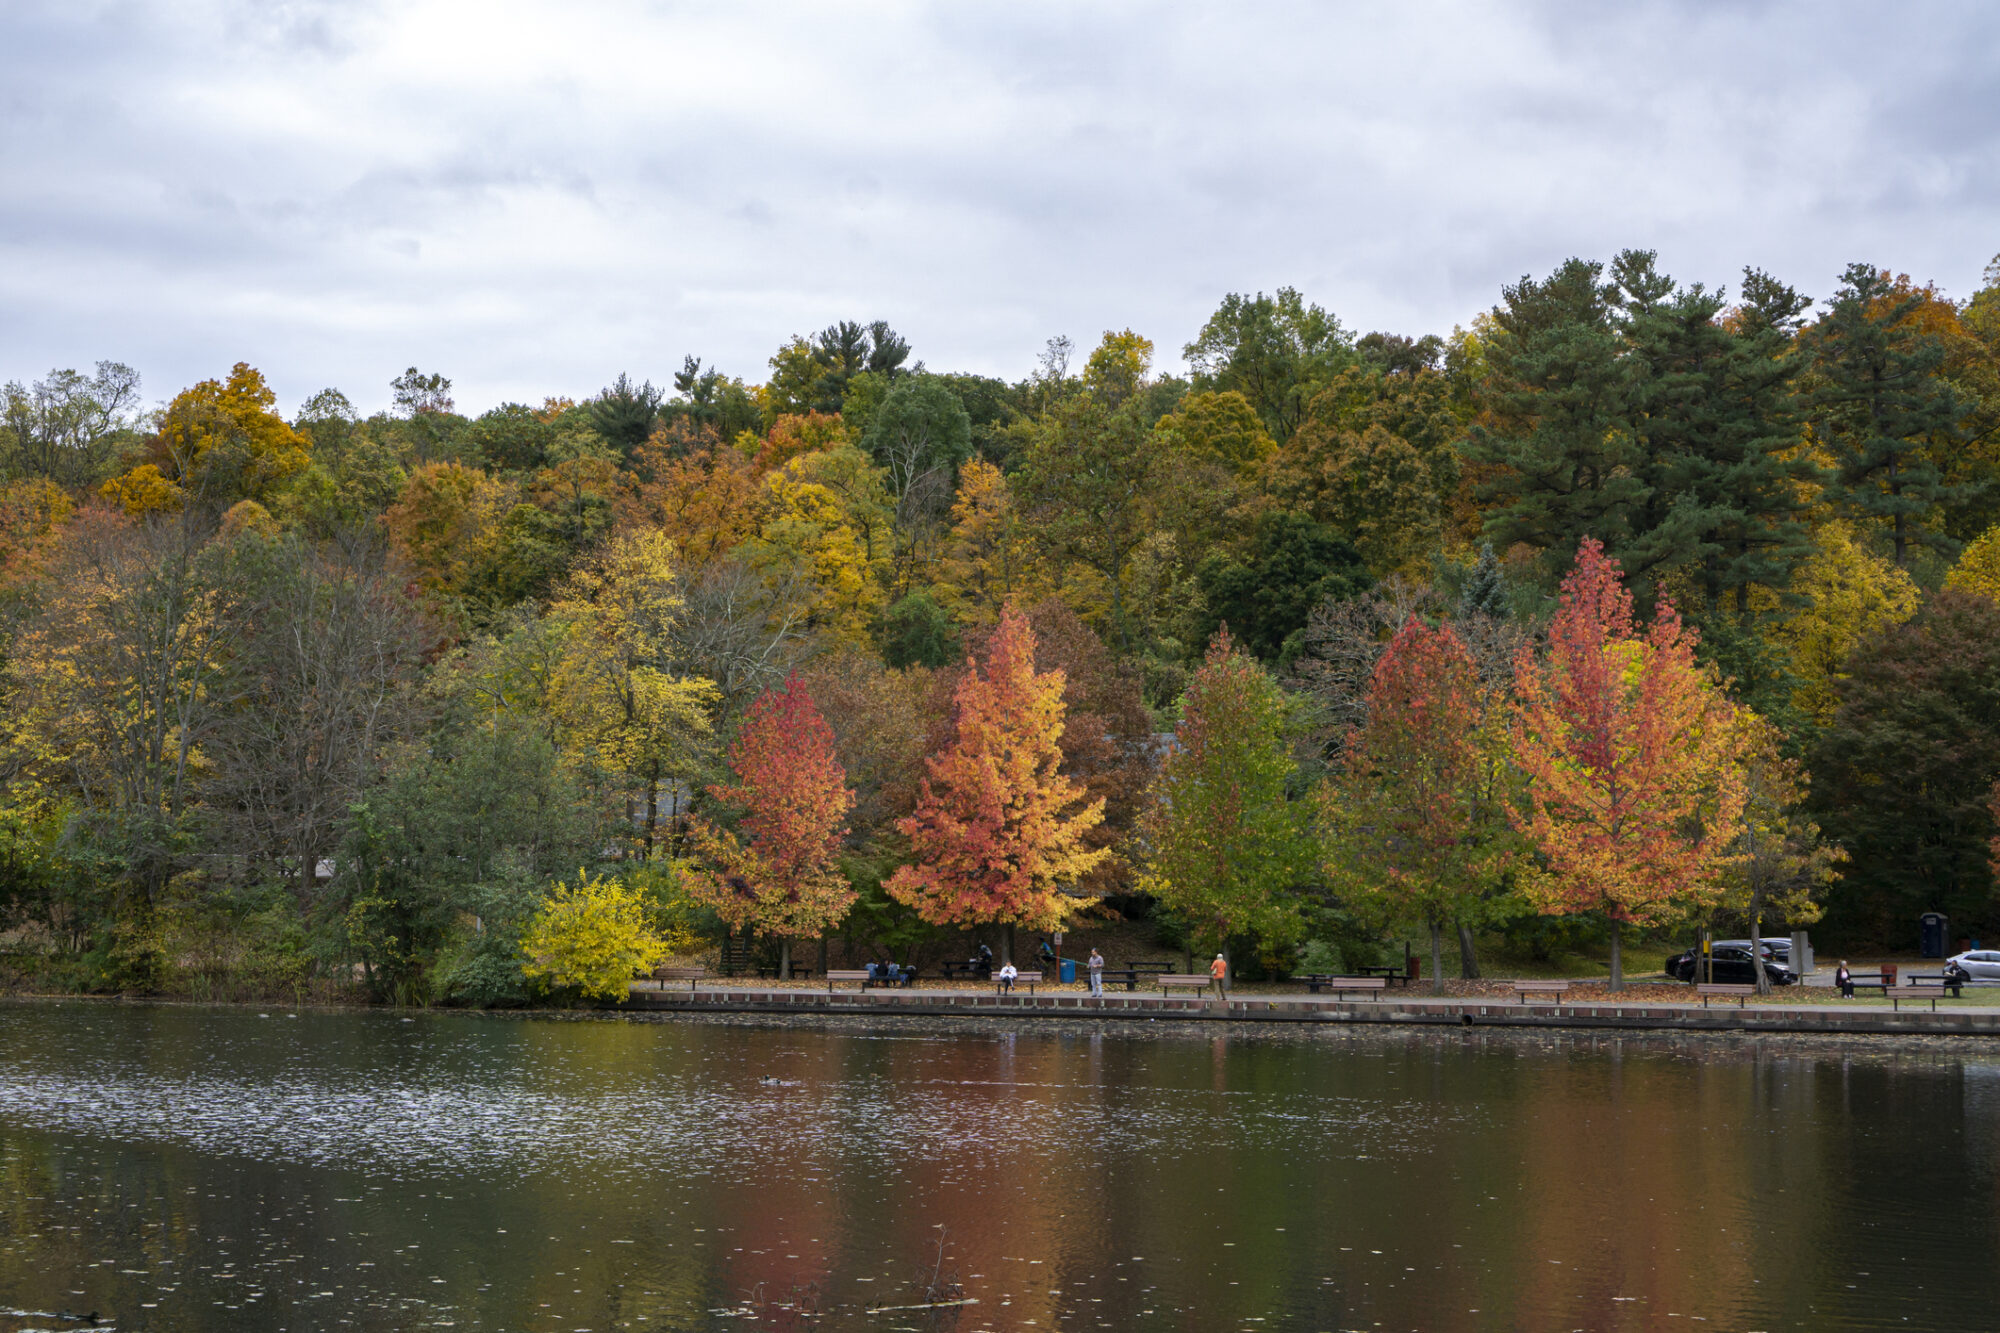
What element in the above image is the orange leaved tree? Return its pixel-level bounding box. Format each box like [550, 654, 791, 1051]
[688, 673, 856, 978]
[887, 603, 1108, 960]
[1327, 617, 1517, 994]
[1511, 539, 1747, 990]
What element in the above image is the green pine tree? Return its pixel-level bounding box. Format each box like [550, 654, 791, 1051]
[1463, 258, 1646, 579]
[1458, 542, 1508, 620]
[1613, 253, 1823, 612]
[1807, 262, 1972, 567]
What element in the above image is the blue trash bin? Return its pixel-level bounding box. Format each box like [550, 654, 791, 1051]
[1059, 958, 1077, 984]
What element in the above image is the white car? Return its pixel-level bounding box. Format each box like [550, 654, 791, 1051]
[1946, 949, 2000, 980]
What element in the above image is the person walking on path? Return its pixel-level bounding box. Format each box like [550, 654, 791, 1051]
[1088, 948, 1104, 997]
[997, 961, 1018, 994]
[1209, 953, 1228, 995]
[1836, 960, 1853, 999]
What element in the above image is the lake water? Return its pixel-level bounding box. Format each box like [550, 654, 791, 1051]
[1, 1002, 1996, 1332]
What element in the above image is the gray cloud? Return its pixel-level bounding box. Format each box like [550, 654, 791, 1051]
[2, 0, 1995, 415]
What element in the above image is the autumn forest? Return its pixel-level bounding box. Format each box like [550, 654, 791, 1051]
[5, 249, 2000, 1002]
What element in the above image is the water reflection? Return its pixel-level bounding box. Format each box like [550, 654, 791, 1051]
[1, 1001, 1996, 1330]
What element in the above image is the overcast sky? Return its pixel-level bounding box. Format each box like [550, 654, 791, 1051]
[3, 0, 1997, 417]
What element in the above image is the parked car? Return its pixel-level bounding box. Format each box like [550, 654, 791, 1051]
[1946, 950, 2000, 981]
[1712, 937, 1790, 963]
[1664, 946, 1797, 986]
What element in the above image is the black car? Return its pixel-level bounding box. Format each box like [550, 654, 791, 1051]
[1664, 945, 1797, 986]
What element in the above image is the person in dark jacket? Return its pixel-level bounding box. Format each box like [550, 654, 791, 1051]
[1835, 961, 1853, 999]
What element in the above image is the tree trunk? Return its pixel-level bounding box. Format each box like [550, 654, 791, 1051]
[1002, 922, 1015, 967]
[1608, 921, 1624, 992]
[1752, 890, 1771, 997]
[780, 938, 791, 981]
[1429, 919, 1445, 997]
[817, 935, 828, 977]
[1457, 922, 1481, 980]
[1184, 939, 1193, 976]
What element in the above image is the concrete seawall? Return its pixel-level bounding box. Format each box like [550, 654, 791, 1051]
[625, 984, 2000, 1038]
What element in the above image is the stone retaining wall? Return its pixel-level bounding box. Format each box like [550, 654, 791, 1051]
[624, 984, 2000, 1037]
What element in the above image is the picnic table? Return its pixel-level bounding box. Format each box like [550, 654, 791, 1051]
[937, 960, 989, 982]
[1351, 963, 1413, 986]
[1101, 961, 1177, 992]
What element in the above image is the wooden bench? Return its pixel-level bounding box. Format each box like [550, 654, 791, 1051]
[651, 965, 707, 991]
[1907, 973, 1965, 997]
[994, 970, 1042, 996]
[1159, 974, 1214, 997]
[1696, 982, 1755, 1008]
[1888, 985, 1945, 1012]
[938, 960, 988, 982]
[1301, 974, 1388, 999]
[1512, 980, 1572, 1005]
[826, 969, 873, 992]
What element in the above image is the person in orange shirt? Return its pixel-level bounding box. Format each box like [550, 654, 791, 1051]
[1209, 953, 1228, 994]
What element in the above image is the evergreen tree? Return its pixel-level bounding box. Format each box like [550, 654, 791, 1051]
[586, 373, 663, 457]
[1807, 262, 1972, 567]
[1613, 253, 1822, 612]
[1464, 258, 1645, 578]
[1458, 542, 1508, 620]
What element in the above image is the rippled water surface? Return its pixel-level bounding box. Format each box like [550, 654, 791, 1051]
[3, 1001, 1999, 1331]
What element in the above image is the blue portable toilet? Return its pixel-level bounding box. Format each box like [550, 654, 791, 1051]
[1920, 912, 1948, 959]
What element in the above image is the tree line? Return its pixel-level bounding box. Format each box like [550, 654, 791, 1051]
[2, 249, 1998, 1001]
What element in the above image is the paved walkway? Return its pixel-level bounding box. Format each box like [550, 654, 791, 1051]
[625, 981, 2000, 1037]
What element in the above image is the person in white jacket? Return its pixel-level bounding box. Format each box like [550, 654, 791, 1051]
[997, 962, 1018, 994]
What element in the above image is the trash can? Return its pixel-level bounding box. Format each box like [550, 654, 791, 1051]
[1920, 912, 1948, 959]
[1059, 958, 1077, 984]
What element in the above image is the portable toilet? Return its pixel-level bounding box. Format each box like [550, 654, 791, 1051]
[1920, 912, 1949, 959]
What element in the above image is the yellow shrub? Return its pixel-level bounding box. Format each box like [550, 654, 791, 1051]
[519, 870, 667, 1001]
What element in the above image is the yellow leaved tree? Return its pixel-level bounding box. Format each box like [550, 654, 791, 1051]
[546, 528, 718, 857]
[742, 455, 884, 641]
[934, 459, 1046, 626]
[1945, 525, 2000, 603]
[1763, 521, 1921, 723]
[101, 363, 309, 514]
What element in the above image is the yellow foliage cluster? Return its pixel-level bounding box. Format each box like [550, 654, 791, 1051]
[100, 363, 309, 513]
[519, 869, 668, 1000]
[1761, 521, 1921, 723]
[1945, 525, 2000, 603]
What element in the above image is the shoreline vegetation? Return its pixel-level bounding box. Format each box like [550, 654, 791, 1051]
[6, 258, 2000, 1009]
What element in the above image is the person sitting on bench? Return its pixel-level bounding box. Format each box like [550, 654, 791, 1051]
[997, 962, 1019, 994]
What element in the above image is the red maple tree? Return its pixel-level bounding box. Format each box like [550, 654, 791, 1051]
[1510, 539, 1747, 989]
[887, 603, 1108, 944]
[688, 673, 856, 971]
[1329, 616, 1514, 992]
